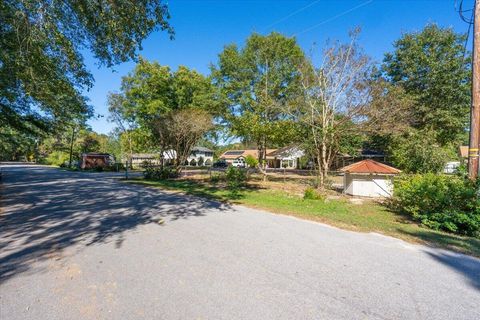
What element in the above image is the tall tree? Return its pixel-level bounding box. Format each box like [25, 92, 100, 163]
[109, 59, 217, 172]
[382, 24, 470, 145]
[285, 31, 371, 188]
[211, 32, 305, 169]
[1, 0, 173, 137]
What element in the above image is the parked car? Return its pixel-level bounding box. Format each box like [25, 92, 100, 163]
[443, 161, 460, 174]
[213, 160, 228, 168]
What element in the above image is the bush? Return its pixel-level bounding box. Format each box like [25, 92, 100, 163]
[225, 166, 246, 190]
[210, 172, 224, 184]
[144, 166, 178, 180]
[303, 187, 325, 201]
[393, 173, 480, 237]
[45, 151, 70, 166]
[390, 130, 454, 173]
[245, 155, 258, 168]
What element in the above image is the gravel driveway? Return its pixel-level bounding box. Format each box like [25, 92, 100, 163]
[0, 163, 479, 319]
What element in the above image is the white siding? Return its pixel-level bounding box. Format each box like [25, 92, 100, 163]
[344, 173, 394, 198]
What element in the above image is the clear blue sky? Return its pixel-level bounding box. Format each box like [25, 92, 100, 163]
[85, 0, 473, 134]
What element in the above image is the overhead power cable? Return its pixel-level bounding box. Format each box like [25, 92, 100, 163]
[264, 0, 323, 30]
[293, 0, 374, 37]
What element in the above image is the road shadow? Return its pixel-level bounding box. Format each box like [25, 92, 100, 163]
[424, 250, 480, 291]
[0, 165, 232, 284]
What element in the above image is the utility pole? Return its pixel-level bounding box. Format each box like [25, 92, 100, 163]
[68, 125, 76, 168]
[468, 0, 480, 180]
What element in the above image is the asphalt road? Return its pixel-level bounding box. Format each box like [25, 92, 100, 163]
[0, 163, 479, 320]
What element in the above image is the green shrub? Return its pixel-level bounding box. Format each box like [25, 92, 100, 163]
[245, 155, 258, 168]
[45, 151, 70, 166]
[393, 173, 480, 237]
[210, 172, 224, 184]
[225, 166, 246, 190]
[144, 166, 178, 180]
[389, 130, 454, 173]
[303, 187, 325, 201]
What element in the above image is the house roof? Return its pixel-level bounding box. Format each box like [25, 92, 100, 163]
[82, 153, 111, 157]
[268, 145, 302, 157]
[220, 149, 277, 160]
[192, 146, 213, 152]
[340, 159, 401, 174]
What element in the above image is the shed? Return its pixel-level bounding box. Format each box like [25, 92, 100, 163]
[340, 159, 401, 198]
[80, 153, 114, 169]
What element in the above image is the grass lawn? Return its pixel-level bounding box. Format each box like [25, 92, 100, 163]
[126, 177, 480, 258]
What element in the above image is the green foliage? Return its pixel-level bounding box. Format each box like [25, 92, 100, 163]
[382, 24, 470, 145]
[44, 151, 69, 166]
[210, 172, 224, 184]
[144, 166, 178, 180]
[225, 166, 247, 190]
[394, 174, 480, 237]
[245, 155, 259, 168]
[1, 0, 172, 141]
[110, 59, 217, 170]
[211, 32, 305, 160]
[303, 187, 325, 201]
[390, 130, 454, 173]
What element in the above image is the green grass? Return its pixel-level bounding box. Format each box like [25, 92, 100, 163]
[126, 178, 480, 257]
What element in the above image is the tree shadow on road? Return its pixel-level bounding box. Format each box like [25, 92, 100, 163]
[424, 250, 480, 291]
[0, 165, 233, 284]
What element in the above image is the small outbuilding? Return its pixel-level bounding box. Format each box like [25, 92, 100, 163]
[80, 153, 114, 169]
[340, 159, 401, 198]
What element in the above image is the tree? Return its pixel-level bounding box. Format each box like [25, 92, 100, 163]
[154, 109, 213, 172]
[1, 0, 173, 142]
[211, 32, 305, 172]
[291, 31, 371, 188]
[109, 59, 217, 172]
[390, 130, 454, 174]
[382, 24, 470, 145]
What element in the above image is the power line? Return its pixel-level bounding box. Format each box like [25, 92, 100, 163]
[456, 0, 475, 60]
[264, 0, 323, 30]
[293, 0, 374, 37]
[456, 0, 474, 24]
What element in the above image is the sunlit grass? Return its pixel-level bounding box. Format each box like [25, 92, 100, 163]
[126, 178, 480, 257]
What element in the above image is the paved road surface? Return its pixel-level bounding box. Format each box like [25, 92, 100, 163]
[0, 164, 479, 319]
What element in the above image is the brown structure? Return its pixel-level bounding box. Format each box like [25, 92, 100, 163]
[340, 159, 401, 197]
[468, 0, 480, 179]
[80, 153, 114, 169]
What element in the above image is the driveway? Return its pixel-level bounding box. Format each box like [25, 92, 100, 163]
[0, 163, 479, 319]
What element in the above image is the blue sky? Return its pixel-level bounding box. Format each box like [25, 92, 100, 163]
[84, 0, 473, 134]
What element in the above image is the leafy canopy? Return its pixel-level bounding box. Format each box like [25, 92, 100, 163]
[1, 0, 173, 135]
[211, 32, 305, 159]
[382, 24, 470, 145]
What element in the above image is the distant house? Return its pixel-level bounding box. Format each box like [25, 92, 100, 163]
[220, 149, 277, 167]
[187, 146, 214, 166]
[80, 153, 114, 169]
[219, 146, 304, 168]
[268, 145, 305, 169]
[332, 149, 387, 171]
[129, 153, 161, 167]
[340, 159, 401, 198]
[128, 147, 214, 167]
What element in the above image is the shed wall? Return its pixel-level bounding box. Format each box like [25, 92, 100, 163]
[344, 173, 394, 197]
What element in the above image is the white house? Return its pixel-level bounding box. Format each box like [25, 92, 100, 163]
[340, 159, 401, 198]
[163, 147, 214, 166]
[268, 145, 305, 169]
[127, 147, 214, 167]
[219, 145, 304, 168]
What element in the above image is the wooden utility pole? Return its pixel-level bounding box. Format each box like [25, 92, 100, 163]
[469, 0, 480, 180]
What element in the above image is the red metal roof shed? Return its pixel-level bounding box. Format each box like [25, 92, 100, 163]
[340, 159, 401, 175]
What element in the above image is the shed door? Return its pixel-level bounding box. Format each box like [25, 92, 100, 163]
[352, 178, 377, 197]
